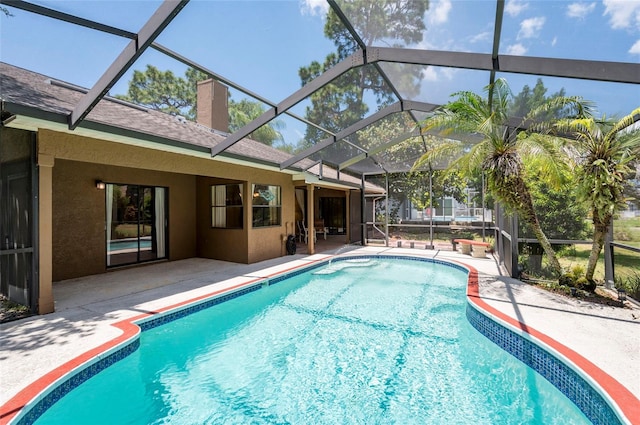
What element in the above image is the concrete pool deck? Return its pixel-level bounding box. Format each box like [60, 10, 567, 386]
[1, 246, 639, 423]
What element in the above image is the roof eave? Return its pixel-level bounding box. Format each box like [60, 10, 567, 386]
[1, 101, 304, 175]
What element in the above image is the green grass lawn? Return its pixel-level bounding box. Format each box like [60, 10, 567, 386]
[557, 243, 639, 282]
[534, 216, 639, 283]
[614, 216, 640, 246]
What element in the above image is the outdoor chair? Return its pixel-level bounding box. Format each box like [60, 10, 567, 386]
[297, 220, 316, 243]
[314, 219, 328, 240]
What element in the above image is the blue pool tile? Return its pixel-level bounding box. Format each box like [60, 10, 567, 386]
[467, 305, 621, 425]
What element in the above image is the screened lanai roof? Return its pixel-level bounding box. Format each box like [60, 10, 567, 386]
[1, 0, 639, 176]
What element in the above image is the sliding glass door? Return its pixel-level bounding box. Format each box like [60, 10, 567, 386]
[106, 184, 167, 267]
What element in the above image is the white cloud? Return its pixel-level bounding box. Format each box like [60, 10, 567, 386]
[603, 0, 640, 30]
[416, 34, 455, 51]
[566, 2, 596, 19]
[421, 67, 439, 82]
[505, 0, 529, 17]
[630, 39, 640, 55]
[469, 31, 492, 44]
[429, 0, 452, 25]
[551, 36, 557, 47]
[518, 16, 546, 39]
[439, 67, 456, 81]
[300, 0, 329, 16]
[506, 43, 527, 55]
[420, 66, 456, 83]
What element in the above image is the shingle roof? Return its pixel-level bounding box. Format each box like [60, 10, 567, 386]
[0, 62, 382, 192]
[0, 62, 292, 163]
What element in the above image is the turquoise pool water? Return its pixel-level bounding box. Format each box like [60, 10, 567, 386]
[31, 258, 589, 424]
[108, 238, 151, 252]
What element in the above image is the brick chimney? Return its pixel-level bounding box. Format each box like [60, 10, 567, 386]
[196, 78, 229, 132]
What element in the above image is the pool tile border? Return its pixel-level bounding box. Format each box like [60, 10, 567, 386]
[13, 339, 140, 425]
[137, 283, 264, 331]
[464, 265, 638, 425]
[1, 255, 638, 424]
[466, 304, 619, 425]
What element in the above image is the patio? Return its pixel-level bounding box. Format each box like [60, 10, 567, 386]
[1, 246, 638, 422]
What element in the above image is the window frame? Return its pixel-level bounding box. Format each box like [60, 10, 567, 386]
[251, 184, 282, 228]
[210, 183, 244, 229]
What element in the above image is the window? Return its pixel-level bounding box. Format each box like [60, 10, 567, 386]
[211, 184, 243, 228]
[252, 184, 281, 227]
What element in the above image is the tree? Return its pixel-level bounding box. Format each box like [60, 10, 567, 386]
[625, 160, 640, 210]
[228, 98, 284, 147]
[541, 108, 640, 281]
[299, 1, 429, 148]
[370, 169, 466, 223]
[509, 78, 566, 119]
[117, 65, 284, 146]
[116, 65, 204, 119]
[388, 170, 466, 212]
[413, 78, 592, 277]
[519, 168, 589, 275]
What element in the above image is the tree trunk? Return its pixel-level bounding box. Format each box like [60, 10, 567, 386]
[586, 214, 610, 281]
[500, 173, 564, 277]
[527, 217, 562, 276]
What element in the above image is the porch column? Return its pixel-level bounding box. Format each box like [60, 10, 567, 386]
[38, 153, 55, 314]
[307, 184, 315, 254]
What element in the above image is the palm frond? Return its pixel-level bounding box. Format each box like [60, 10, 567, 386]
[487, 78, 512, 122]
[411, 139, 464, 171]
[525, 97, 595, 134]
[518, 133, 570, 189]
[607, 107, 640, 139]
[420, 109, 457, 134]
[449, 139, 489, 177]
[548, 117, 601, 144]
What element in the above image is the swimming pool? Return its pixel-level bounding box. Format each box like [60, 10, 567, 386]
[108, 238, 152, 252]
[8, 257, 626, 424]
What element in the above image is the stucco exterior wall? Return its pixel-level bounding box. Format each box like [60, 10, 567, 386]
[196, 176, 248, 263]
[196, 170, 296, 264]
[247, 173, 296, 263]
[0, 127, 32, 162]
[52, 159, 196, 281]
[37, 129, 298, 280]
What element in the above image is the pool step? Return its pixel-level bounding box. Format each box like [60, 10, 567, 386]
[313, 258, 375, 275]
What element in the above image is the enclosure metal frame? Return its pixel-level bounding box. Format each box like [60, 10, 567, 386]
[2, 0, 638, 283]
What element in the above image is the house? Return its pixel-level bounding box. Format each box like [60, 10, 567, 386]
[0, 62, 383, 314]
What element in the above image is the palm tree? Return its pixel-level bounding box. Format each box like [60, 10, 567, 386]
[412, 78, 591, 277]
[545, 108, 640, 282]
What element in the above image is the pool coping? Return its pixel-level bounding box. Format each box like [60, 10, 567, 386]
[463, 263, 638, 425]
[1, 254, 638, 424]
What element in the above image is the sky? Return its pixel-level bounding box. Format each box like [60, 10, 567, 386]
[1, 0, 639, 146]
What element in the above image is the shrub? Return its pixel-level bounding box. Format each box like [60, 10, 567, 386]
[570, 264, 586, 279]
[559, 273, 576, 287]
[616, 272, 640, 301]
